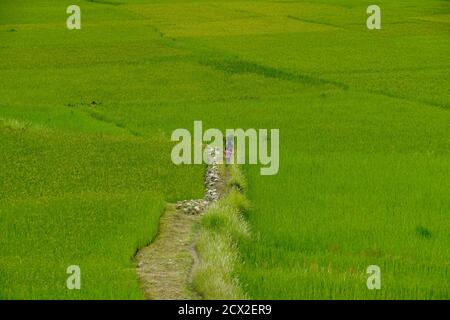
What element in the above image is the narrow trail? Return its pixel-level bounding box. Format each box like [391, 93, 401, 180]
[135, 148, 223, 300]
[135, 203, 202, 299]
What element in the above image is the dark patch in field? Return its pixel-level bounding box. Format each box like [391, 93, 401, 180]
[370, 88, 450, 110]
[66, 101, 102, 108]
[416, 226, 432, 239]
[362, 248, 382, 258]
[65, 102, 141, 135]
[88, 110, 142, 136]
[7, 29, 17, 32]
[200, 58, 348, 89]
[85, 0, 123, 5]
[327, 244, 341, 254]
[287, 15, 340, 28]
[89, 111, 125, 128]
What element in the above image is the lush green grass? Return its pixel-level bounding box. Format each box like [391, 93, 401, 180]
[0, 121, 201, 298]
[1, 0, 449, 299]
[0, 0, 205, 299]
[194, 186, 251, 300]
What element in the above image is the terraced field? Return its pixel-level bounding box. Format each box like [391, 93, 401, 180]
[0, 0, 449, 299]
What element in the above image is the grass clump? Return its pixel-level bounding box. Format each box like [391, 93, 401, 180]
[227, 165, 247, 192]
[193, 170, 250, 300]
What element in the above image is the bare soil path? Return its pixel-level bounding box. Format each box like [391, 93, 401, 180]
[135, 203, 202, 300]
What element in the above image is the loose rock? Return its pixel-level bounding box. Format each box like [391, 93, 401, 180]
[178, 147, 223, 215]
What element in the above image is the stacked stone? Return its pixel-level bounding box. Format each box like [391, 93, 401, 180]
[177, 147, 222, 215]
[205, 147, 221, 203]
[176, 199, 208, 215]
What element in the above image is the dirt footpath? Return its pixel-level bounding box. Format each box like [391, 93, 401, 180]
[135, 203, 202, 300]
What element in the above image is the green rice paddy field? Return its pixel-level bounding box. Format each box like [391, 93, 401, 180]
[0, 0, 449, 299]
